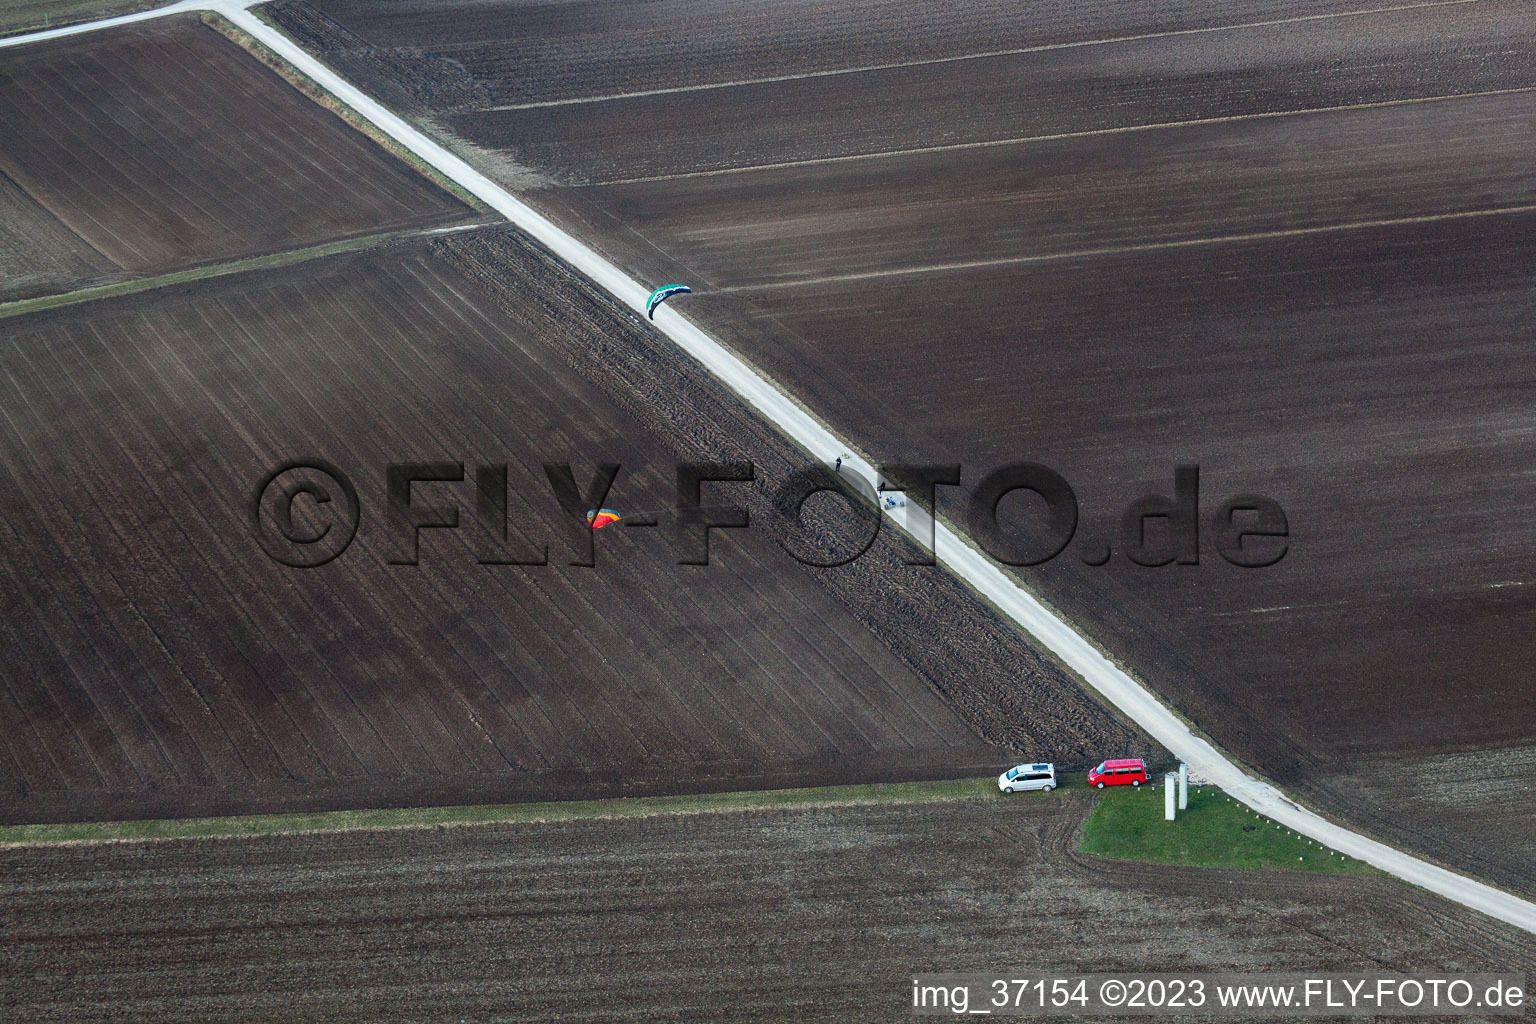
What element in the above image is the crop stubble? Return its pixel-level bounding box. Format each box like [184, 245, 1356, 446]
[0, 795, 1531, 1022]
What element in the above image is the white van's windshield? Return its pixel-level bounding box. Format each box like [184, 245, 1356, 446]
[1005, 767, 1021, 780]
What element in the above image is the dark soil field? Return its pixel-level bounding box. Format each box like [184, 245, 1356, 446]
[0, 15, 470, 300]
[275, 0, 1536, 186]
[0, 168, 115, 301]
[268, 0, 1536, 895]
[1, 794, 1530, 1022]
[1326, 744, 1536, 905]
[270, 0, 1447, 110]
[678, 212, 1536, 773]
[449, 2, 1536, 186]
[0, 225, 1152, 823]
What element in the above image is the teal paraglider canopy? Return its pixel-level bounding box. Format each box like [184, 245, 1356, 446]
[645, 284, 691, 320]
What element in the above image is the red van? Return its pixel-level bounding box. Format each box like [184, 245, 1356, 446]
[1088, 758, 1147, 788]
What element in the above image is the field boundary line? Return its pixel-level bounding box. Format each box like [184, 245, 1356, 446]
[0, 221, 490, 320]
[0, 777, 1004, 847]
[594, 85, 1536, 185]
[715, 202, 1536, 291]
[2, 0, 1533, 936]
[486, 0, 1483, 111]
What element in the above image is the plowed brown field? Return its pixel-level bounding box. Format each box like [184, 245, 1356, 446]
[0, 15, 470, 300]
[1, 794, 1530, 1022]
[0, 227, 1153, 823]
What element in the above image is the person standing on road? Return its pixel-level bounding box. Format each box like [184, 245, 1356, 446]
[834, 456, 842, 474]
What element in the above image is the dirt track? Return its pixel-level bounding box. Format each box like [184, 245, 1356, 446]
[1, 794, 1531, 1022]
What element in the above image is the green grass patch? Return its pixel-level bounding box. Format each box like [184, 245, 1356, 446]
[1079, 783, 1376, 874]
[0, 776, 1021, 847]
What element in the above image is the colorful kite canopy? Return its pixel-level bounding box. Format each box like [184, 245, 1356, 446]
[586, 508, 622, 530]
[645, 284, 691, 319]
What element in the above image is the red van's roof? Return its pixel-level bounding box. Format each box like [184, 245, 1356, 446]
[1102, 759, 1145, 769]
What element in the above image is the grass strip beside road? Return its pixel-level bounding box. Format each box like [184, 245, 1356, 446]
[0, 776, 1021, 847]
[1080, 783, 1378, 875]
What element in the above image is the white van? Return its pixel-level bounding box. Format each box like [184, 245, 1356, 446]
[997, 762, 1056, 793]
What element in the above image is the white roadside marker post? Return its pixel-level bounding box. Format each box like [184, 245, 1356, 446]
[1178, 763, 1189, 810]
[1165, 773, 1177, 821]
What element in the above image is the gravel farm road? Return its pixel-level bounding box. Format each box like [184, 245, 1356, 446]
[4, 0, 1534, 938]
